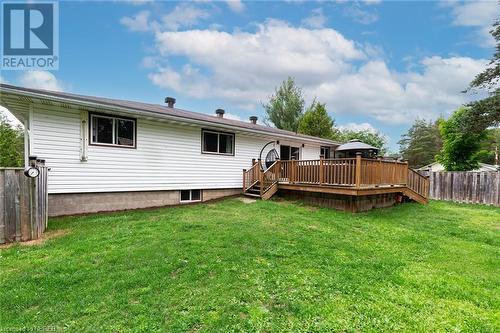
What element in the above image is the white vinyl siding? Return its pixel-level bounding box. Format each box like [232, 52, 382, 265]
[30, 104, 322, 194]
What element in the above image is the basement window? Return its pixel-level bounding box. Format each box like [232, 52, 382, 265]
[202, 129, 234, 155]
[90, 113, 136, 148]
[180, 189, 202, 203]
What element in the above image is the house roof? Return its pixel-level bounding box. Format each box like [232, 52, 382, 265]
[335, 139, 379, 152]
[0, 83, 339, 146]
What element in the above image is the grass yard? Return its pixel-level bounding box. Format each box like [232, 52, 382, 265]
[0, 198, 499, 332]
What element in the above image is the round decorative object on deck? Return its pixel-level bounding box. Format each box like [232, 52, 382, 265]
[24, 167, 40, 178]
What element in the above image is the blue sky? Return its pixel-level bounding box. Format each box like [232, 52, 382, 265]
[1, 0, 498, 151]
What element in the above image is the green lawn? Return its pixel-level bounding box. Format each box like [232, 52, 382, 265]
[0, 199, 498, 332]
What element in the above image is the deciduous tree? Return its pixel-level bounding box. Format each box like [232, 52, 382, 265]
[298, 100, 336, 139]
[0, 113, 24, 167]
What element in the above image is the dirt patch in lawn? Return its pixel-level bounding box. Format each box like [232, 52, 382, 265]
[0, 229, 70, 249]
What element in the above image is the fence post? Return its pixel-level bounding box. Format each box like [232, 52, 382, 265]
[355, 152, 362, 188]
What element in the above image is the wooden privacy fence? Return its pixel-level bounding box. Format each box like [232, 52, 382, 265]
[429, 171, 500, 206]
[0, 166, 48, 244]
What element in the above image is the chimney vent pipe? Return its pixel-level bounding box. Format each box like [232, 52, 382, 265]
[165, 97, 176, 108]
[215, 108, 225, 118]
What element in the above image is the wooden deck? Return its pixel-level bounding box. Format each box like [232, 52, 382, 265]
[242, 154, 430, 205]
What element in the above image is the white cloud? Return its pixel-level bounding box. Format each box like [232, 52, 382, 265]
[162, 4, 210, 31]
[312, 56, 487, 123]
[18, 71, 63, 92]
[302, 8, 327, 29]
[221, 112, 242, 121]
[339, 122, 379, 133]
[152, 19, 364, 104]
[343, 4, 378, 24]
[447, 0, 499, 47]
[120, 10, 151, 32]
[121, 4, 210, 32]
[0, 106, 21, 126]
[130, 17, 487, 125]
[362, 0, 382, 4]
[226, 0, 245, 13]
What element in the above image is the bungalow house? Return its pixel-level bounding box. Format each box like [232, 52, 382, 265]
[0, 84, 429, 215]
[0, 84, 340, 216]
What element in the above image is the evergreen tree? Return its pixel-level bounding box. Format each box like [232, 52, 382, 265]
[398, 119, 442, 168]
[263, 77, 305, 132]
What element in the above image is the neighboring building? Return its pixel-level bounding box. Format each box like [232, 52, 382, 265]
[0, 84, 339, 216]
[417, 161, 499, 174]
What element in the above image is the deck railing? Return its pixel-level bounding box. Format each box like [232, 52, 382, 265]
[244, 154, 429, 200]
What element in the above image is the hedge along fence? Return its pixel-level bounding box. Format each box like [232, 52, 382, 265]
[0, 166, 48, 244]
[429, 171, 500, 206]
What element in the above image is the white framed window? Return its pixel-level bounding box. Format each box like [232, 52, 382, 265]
[180, 189, 202, 203]
[202, 129, 234, 155]
[90, 113, 136, 148]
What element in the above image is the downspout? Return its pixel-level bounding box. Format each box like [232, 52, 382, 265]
[24, 104, 34, 167]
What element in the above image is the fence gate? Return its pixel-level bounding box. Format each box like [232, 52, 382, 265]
[0, 165, 48, 244]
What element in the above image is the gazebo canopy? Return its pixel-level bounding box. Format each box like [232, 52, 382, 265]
[335, 139, 379, 152]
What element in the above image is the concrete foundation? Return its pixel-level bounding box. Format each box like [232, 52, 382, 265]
[278, 189, 400, 212]
[48, 188, 241, 217]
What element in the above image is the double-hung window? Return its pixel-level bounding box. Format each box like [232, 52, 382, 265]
[202, 130, 234, 155]
[90, 113, 136, 148]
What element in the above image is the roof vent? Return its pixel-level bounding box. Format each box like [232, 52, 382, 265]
[215, 108, 225, 118]
[249, 116, 258, 124]
[165, 97, 176, 108]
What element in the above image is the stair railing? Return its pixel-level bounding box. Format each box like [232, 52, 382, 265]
[407, 168, 430, 199]
[242, 160, 260, 192]
[260, 160, 280, 196]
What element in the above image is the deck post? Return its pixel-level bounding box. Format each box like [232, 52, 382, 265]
[404, 160, 409, 185]
[377, 156, 383, 186]
[319, 156, 324, 185]
[242, 169, 246, 191]
[291, 158, 296, 184]
[355, 152, 362, 188]
[259, 167, 264, 196]
[276, 158, 281, 182]
[252, 158, 256, 166]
